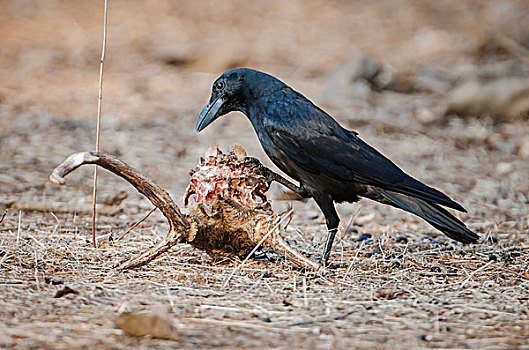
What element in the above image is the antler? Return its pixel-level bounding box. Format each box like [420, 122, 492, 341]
[50, 152, 190, 269]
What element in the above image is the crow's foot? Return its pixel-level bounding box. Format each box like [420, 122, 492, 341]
[241, 157, 277, 185]
[241, 157, 302, 194]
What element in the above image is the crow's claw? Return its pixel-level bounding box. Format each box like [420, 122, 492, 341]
[241, 156, 261, 170]
[241, 157, 275, 183]
[241, 157, 301, 195]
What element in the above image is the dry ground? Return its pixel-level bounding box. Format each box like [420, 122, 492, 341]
[1, 1, 529, 348]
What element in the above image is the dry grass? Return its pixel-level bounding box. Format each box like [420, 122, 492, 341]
[2, 0, 529, 348]
[1, 205, 528, 349]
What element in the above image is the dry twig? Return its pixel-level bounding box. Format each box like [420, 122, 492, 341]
[91, 0, 109, 248]
[116, 207, 157, 241]
[0, 209, 7, 224]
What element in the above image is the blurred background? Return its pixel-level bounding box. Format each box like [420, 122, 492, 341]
[1, 0, 528, 115]
[2, 2, 529, 347]
[0, 0, 528, 236]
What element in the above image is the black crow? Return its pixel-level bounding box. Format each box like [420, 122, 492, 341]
[196, 68, 479, 265]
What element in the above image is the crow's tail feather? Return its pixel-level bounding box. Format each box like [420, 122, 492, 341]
[378, 190, 479, 244]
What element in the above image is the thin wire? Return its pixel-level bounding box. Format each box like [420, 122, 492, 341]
[91, 0, 109, 248]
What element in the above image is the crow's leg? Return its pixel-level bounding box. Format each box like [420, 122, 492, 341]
[313, 195, 340, 266]
[241, 157, 301, 194]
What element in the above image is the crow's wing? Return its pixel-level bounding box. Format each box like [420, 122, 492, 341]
[263, 96, 466, 212]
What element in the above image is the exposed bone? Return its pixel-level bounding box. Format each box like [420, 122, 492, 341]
[49, 150, 324, 272]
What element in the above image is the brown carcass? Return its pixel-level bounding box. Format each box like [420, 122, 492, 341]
[49, 146, 322, 271]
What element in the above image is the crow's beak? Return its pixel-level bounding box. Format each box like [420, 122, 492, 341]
[195, 97, 225, 132]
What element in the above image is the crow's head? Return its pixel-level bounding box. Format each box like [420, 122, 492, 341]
[195, 68, 284, 132]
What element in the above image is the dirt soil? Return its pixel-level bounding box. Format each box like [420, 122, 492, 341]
[1, 1, 529, 349]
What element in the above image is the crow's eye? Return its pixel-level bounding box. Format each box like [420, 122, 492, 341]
[214, 80, 225, 91]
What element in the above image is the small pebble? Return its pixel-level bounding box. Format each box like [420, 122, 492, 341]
[306, 212, 319, 220]
[283, 298, 293, 307]
[356, 233, 372, 242]
[347, 227, 358, 234]
[488, 254, 498, 262]
[518, 136, 529, 159]
[44, 276, 64, 285]
[420, 334, 433, 342]
[495, 162, 514, 176]
[396, 236, 408, 244]
[465, 328, 477, 337]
